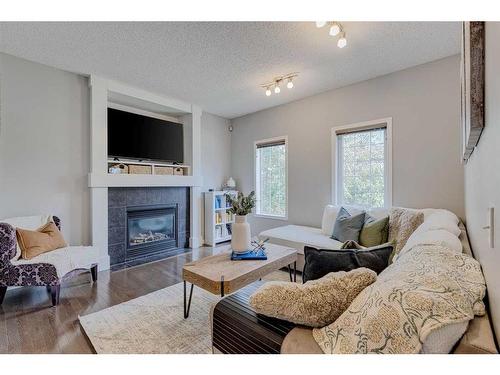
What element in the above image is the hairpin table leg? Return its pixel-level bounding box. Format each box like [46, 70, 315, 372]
[220, 276, 225, 297]
[294, 261, 297, 282]
[184, 280, 194, 319]
[288, 264, 293, 282]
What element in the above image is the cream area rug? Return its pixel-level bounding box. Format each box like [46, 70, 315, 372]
[79, 270, 291, 354]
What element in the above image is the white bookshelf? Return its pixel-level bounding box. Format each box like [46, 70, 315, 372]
[204, 190, 237, 246]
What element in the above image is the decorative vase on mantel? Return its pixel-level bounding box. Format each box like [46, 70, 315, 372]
[231, 215, 251, 253]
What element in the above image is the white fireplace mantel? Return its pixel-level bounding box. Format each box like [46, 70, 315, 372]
[88, 75, 203, 271]
[88, 173, 203, 188]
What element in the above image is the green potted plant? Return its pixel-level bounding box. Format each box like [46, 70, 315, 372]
[226, 191, 256, 253]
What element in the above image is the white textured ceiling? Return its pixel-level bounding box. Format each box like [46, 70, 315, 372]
[0, 22, 460, 119]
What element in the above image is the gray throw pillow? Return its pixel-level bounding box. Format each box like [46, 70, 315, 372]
[331, 207, 366, 242]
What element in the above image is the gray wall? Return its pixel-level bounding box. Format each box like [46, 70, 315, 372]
[201, 112, 231, 192]
[230, 55, 464, 235]
[0, 53, 232, 246]
[0, 52, 91, 245]
[464, 22, 500, 339]
[200, 112, 231, 241]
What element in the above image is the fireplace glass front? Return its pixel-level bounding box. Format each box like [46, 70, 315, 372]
[126, 205, 177, 259]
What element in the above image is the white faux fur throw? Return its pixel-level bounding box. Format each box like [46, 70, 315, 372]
[249, 268, 377, 327]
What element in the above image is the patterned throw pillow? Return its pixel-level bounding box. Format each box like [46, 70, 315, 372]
[388, 208, 424, 261]
[249, 268, 377, 327]
[359, 215, 389, 247]
[331, 207, 365, 242]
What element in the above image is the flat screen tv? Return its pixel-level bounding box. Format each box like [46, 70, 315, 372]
[107, 108, 184, 163]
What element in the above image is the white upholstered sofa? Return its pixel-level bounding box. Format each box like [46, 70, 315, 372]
[213, 205, 498, 354]
[259, 205, 462, 270]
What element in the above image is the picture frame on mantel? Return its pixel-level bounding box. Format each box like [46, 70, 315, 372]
[461, 21, 485, 163]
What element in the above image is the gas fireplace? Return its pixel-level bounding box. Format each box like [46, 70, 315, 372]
[126, 205, 178, 260]
[108, 187, 190, 268]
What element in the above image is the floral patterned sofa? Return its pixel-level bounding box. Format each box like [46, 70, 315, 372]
[0, 215, 99, 306]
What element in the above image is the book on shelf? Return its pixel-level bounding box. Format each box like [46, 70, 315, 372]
[215, 212, 223, 224]
[214, 196, 222, 209]
[215, 225, 223, 238]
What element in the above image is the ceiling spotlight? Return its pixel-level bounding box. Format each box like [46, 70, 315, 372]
[337, 32, 347, 48]
[286, 78, 294, 89]
[274, 84, 281, 94]
[329, 23, 341, 36]
[316, 21, 327, 28]
[265, 87, 272, 96]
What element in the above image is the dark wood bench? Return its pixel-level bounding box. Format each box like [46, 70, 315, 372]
[212, 282, 296, 354]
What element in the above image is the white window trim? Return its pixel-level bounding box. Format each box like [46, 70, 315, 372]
[331, 118, 393, 209]
[254, 135, 289, 220]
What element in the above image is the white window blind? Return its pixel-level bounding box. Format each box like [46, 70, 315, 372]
[337, 126, 387, 208]
[255, 138, 287, 218]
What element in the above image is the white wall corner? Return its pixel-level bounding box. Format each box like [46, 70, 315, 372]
[189, 105, 203, 248]
[189, 235, 202, 248]
[99, 254, 111, 271]
[91, 187, 110, 271]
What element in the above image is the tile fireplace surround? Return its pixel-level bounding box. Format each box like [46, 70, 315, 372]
[108, 187, 190, 268]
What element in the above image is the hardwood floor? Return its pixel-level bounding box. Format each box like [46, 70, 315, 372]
[0, 246, 226, 354]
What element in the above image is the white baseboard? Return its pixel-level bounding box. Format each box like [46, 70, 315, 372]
[99, 254, 111, 271]
[189, 236, 202, 248]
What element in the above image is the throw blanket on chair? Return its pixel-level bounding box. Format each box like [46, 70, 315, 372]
[312, 245, 486, 354]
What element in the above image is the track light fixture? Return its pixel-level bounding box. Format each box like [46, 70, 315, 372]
[315, 21, 347, 48]
[260, 73, 298, 97]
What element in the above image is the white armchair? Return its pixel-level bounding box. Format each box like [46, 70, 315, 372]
[0, 214, 99, 306]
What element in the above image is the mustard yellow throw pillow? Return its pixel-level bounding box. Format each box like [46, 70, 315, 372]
[249, 268, 377, 327]
[16, 222, 67, 260]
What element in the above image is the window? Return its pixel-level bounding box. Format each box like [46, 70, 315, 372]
[255, 137, 288, 218]
[334, 119, 392, 208]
